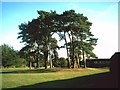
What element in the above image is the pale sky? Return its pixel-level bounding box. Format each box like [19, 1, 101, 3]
[0, 1, 118, 58]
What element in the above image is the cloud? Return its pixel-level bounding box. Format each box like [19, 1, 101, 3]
[67, 2, 117, 17]
[98, 3, 117, 16]
[68, 3, 97, 14]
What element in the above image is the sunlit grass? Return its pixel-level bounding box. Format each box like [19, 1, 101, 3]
[2, 67, 109, 88]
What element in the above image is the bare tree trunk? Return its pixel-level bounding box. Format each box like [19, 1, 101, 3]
[36, 55, 39, 68]
[44, 50, 48, 69]
[49, 51, 52, 68]
[64, 31, 70, 68]
[71, 31, 75, 68]
[75, 55, 80, 68]
[77, 54, 80, 68]
[29, 61, 32, 69]
[83, 50, 86, 68]
[50, 59, 52, 68]
[81, 31, 86, 68]
[44, 35, 50, 69]
[44, 40, 48, 69]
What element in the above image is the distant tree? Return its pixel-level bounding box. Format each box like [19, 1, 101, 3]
[2, 44, 17, 67]
[2, 44, 27, 67]
[14, 58, 27, 67]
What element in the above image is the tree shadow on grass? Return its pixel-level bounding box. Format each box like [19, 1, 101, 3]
[2, 68, 60, 74]
[5, 72, 119, 89]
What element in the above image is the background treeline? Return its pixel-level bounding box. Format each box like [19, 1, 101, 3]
[1, 10, 98, 69]
[1, 44, 27, 67]
[1, 44, 67, 68]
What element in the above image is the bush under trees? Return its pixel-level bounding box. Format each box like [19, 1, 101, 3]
[59, 57, 67, 67]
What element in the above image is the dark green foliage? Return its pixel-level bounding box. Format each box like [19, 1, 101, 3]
[14, 58, 27, 67]
[2, 44, 17, 67]
[1, 44, 27, 67]
[59, 57, 67, 67]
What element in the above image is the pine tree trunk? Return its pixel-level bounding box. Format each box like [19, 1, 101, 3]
[75, 55, 80, 68]
[49, 52, 52, 68]
[64, 32, 70, 68]
[71, 31, 75, 68]
[44, 42, 48, 69]
[44, 35, 50, 69]
[77, 54, 80, 68]
[29, 61, 32, 69]
[44, 51, 48, 69]
[36, 55, 39, 68]
[83, 50, 86, 68]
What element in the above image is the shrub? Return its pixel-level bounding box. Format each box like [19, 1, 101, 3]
[14, 58, 27, 67]
[59, 57, 67, 67]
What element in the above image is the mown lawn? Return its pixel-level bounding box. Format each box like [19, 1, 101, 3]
[2, 67, 110, 88]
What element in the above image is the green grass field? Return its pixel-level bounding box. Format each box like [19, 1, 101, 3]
[1, 67, 110, 88]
